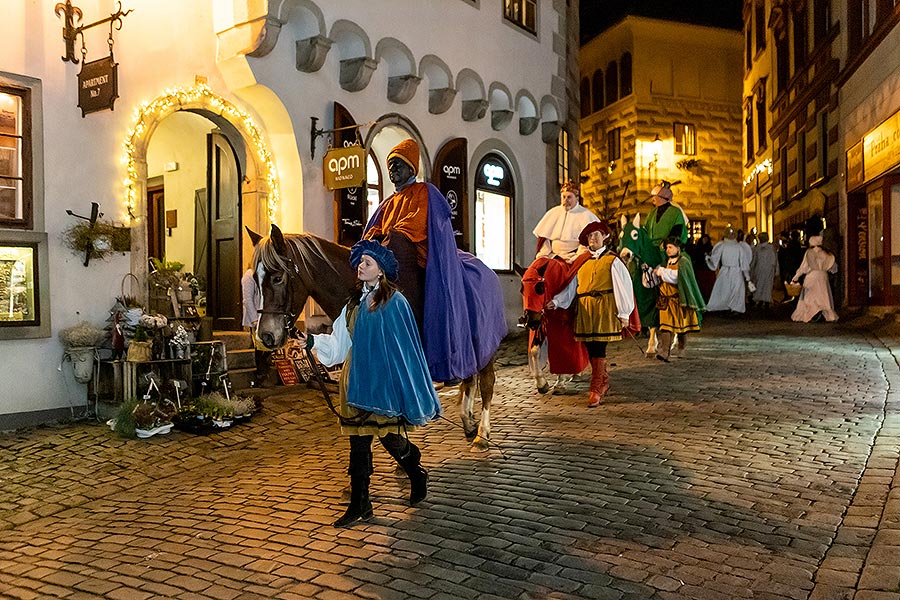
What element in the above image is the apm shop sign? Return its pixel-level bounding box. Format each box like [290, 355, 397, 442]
[323, 145, 366, 190]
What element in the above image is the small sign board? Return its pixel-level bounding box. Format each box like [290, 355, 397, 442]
[323, 145, 366, 190]
[77, 55, 119, 117]
[274, 359, 300, 386]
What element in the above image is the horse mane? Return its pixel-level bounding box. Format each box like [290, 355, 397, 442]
[253, 231, 355, 320]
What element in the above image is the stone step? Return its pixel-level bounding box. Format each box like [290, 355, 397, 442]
[211, 330, 253, 352]
[227, 348, 256, 370]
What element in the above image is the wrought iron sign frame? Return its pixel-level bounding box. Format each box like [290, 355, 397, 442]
[54, 0, 132, 64]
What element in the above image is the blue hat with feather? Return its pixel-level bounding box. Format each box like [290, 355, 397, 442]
[350, 239, 400, 282]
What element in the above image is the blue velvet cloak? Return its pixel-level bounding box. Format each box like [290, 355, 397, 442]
[366, 182, 507, 381]
[346, 292, 441, 426]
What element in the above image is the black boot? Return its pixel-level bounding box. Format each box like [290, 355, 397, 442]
[381, 433, 428, 506]
[334, 437, 374, 528]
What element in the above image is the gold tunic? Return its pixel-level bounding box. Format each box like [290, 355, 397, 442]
[337, 303, 416, 437]
[658, 259, 701, 334]
[574, 254, 623, 342]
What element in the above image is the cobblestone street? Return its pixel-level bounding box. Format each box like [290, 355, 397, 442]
[2, 314, 900, 600]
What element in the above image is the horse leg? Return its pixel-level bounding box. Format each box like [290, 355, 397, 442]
[528, 339, 550, 394]
[646, 327, 658, 358]
[458, 376, 478, 442]
[471, 359, 495, 453]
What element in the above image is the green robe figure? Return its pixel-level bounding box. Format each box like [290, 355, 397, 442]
[644, 181, 689, 267]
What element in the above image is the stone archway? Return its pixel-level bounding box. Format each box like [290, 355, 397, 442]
[121, 82, 280, 301]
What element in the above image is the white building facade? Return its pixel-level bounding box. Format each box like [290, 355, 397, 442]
[0, 0, 577, 428]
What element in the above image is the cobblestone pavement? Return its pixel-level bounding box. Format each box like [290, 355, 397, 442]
[2, 313, 900, 599]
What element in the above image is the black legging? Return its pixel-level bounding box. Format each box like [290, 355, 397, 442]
[347, 433, 421, 478]
[584, 341, 608, 358]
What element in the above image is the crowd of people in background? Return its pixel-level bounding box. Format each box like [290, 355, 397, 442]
[681, 217, 838, 323]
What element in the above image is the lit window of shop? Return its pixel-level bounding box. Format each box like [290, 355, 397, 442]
[0, 243, 37, 326]
[474, 154, 514, 271]
[0, 85, 32, 230]
[504, 0, 536, 34]
[689, 219, 707, 242]
[557, 129, 569, 185]
[0, 73, 48, 340]
[365, 153, 382, 223]
[674, 123, 696, 155]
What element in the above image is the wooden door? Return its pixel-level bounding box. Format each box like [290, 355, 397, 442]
[207, 132, 242, 331]
[146, 179, 165, 261]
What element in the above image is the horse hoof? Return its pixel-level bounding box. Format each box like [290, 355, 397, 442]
[464, 429, 478, 442]
[470, 439, 489, 452]
[537, 383, 550, 394]
[645, 352, 656, 360]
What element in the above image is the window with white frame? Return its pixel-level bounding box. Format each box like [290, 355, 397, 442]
[674, 123, 696, 155]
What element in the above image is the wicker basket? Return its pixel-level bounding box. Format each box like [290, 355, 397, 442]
[784, 281, 802, 296]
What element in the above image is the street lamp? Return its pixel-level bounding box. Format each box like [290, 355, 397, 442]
[650, 134, 662, 168]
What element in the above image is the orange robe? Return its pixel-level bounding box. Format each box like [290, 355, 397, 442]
[363, 183, 429, 268]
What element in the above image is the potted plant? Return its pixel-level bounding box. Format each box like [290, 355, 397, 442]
[132, 399, 177, 439]
[127, 325, 153, 362]
[59, 321, 107, 383]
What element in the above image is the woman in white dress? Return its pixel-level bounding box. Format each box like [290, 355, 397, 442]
[789, 236, 838, 322]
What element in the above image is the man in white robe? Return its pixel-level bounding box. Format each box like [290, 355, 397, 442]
[533, 181, 600, 263]
[749, 232, 777, 307]
[705, 228, 751, 314]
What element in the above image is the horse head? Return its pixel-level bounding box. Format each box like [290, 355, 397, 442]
[249, 224, 308, 350]
[520, 261, 550, 332]
[249, 225, 356, 350]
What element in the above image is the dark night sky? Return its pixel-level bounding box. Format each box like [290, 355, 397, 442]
[580, 0, 744, 44]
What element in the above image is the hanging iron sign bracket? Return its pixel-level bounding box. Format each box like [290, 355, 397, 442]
[310, 117, 375, 160]
[55, 0, 132, 64]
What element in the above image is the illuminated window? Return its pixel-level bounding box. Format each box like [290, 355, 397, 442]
[557, 129, 569, 185]
[674, 123, 696, 155]
[0, 85, 32, 229]
[504, 0, 536, 34]
[474, 154, 514, 271]
[0, 243, 37, 326]
[365, 153, 382, 223]
[689, 219, 706, 242]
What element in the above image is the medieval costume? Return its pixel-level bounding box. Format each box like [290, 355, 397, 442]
[653, 238, 705, 361]
[750, 234, 777, 306]
[705, 231, 750, 314]
[550, 222, 636, 407]
[643, 181, 689, 253]
[308, 240, 440, 528]
[790, 236, 838, 322]
[532, 180, 600, 263]
[364, 139, 506, 383]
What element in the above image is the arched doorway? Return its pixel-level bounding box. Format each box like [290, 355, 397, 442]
[121, 83, 280, 329]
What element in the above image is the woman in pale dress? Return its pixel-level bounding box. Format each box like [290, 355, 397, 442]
[789, 236, 838, 322]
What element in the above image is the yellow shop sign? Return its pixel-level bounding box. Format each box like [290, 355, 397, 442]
[323, 146, 366, 190]
[863, 110, 900, 183]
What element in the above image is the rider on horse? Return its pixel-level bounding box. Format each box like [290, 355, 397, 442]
[362, 139, 506, 383]
[523, 181, 600, 386]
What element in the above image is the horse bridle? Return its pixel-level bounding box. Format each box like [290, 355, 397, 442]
[256, 252, 375, 427]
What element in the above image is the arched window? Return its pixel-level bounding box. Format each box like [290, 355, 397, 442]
[579, 77, 591, 116]
[605, 61, 619, 105]
[620, 52, 632, 97]
[591, 69, 604, 112]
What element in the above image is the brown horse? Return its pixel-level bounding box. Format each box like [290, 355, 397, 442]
[249, 224, 498, 451]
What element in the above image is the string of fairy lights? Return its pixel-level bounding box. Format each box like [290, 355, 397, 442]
[120, 82, 279, 223]
[743, 158, 773, 188]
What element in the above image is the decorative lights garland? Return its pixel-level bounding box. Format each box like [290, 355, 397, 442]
[743, 158, 773, 188]
[121, 82, 279, 223]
